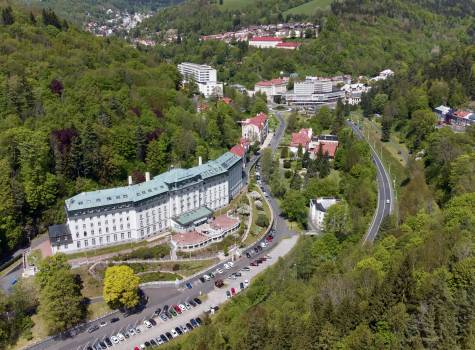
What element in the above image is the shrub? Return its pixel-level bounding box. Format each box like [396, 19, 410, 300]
[285, 170, 293, 179]
[283, 159, 292, 168]
[256, 214, 269, 228]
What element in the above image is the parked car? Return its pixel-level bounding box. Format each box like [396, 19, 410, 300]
[173, 304, 182, 314]
[235, 272, 242, 277]
[185, 302, 192, 309]
[153, 308, 161, 317]
[228, 274, 236, 280]
[165, 332, 173, 341]
[226, 290, 231, 298]
[160, 334, 168, 343]
[215, 279, 224, 288]
[231, 287, 236, 296]
[143, 320, 152, 328]
[135, 327, 141, 334]
[223, 263, 231, 270]
[240, 282, 245, 290]
[104, 338, 112, 347]
[150, 339, 157, 346]
[175, 326, 183, 335]
[196, 317, 203, 325]
[179, 304, 186, 312]
[110, 336, 119, 344]
[242, 266, 250, 271]
[246, 252, 252, 258]
[181, 325, 189, 333]
[203, 274, 211, 281]
[186, 323, 193, 331]
[199, 276, 206, 283]
[169, 308, 177, 317]
[244, 279, 249, 286]
[190, 319, 198, 327]
[110, 317, 119, 323]
[215, 268, 223, 274]
[186, 282, 193, 289]
[170, 329, 179, 338]
[99, 321, 107, 327]
[209, 272, 215, 278]
[228, 261, 234, 267]
[189, 299, 197, 307]
[194, 297, 202, 304]
[87, 325, 99, 333]
[128, 328, 136, 335]
[149, 318, 157, 326]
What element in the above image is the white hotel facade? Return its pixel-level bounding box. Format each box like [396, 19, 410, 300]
[48, 152, 243, 254]
[177, 62, 223, 98]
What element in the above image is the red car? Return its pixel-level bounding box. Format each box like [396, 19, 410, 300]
[266, 235, 273, 242]
[173, 305, 182, 314]
[250, 262, 257, 266]
[231, 288, 236, 296]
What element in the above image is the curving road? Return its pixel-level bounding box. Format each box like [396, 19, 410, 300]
[348, 121, 394, 244]
[27, 108, 293, 350]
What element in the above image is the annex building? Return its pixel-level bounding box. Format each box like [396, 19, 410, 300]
[49, 152, 244, 254]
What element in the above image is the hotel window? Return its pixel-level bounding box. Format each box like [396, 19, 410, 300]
[113, 226, 116, 231]
[127, 223, 130, 228]
[83, 231, 87, 237]
[105, 220, 108, 225]
[112, 218, 116, 224]
[91, 230, 94, 235]
[120, 224, 123, 230]
[99, 237, 103, 244]
[84, 240, 88, 247]
[98, 221, 101, 226]
[92, 238, 96, 245]
[83, 224, 86, 229]
[90, 222, 93, 227]
[113, 234, 117, 241]
[75, 225, 78, 231]
[106, 227, 109, 233]
[106, 235, 110, 243]
[127, 232, 131, 239]
[99, 228, 102, 234]
[77, 241, 81, 248]
[121, 232, 124, 240]
[76, 233, 79, 238]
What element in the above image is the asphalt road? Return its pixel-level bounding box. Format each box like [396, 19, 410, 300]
[348, 121, 393, 244]
[27, 107, 293, 350]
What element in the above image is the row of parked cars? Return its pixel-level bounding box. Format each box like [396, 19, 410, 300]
[133, 317, 203, 349]
[199, 261, 235, 283]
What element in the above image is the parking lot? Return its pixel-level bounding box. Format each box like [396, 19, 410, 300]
[80, 234, 298, 350]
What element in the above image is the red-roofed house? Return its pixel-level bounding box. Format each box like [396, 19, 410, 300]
[276, 42, 302, 50]
[241, 112, 269, 144]
[447, 110, 475, 128]
[255, 78, 288, 100]
[308, 134, 339, 159]
[230, 144, 246, 158]
[315, 142, 339, 159]
[249, 36, 283, 48]
[221, 97, 233, 105]
[290, 128, 313, 154]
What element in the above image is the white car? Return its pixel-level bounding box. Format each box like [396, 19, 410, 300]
[203, 274, 211, 281]
[244, 279, 249, 287]
[227, 261, 234, 267]
[110, 336, 119, 344]
[223, 263, 231, 270]
[215, 268, 223, 274]
[117, 332, 125, 341]
[128, 328, 136, 335]
[386, 199, 390, 204]
[140, 344, 146, 349]
[143, 320, 152, 328]
[179, 304, 186, 312]
[170, 329, 179, 338]
[184, 302, 192, 310]
[181, 325, 189, 333]
[156, 338, 164, 345]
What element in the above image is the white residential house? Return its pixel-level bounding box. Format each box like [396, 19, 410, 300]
[248, 36, 283, 48]
[254, 78, 287, 100]
[241, 112, 269, 144]
[309, 197, 340, 230]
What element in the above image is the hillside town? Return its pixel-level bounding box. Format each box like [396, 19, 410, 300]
[84, 9, 152, 37]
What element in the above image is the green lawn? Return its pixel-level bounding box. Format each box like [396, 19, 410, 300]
[66, 240, 148, 260]
[284, 0, 333, 15]
[218, 0, 255, 11]
[139, 271, 182, 283]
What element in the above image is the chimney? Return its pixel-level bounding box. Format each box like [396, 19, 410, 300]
[198, 156, 202, 166]
[128, 176, 133, 186]
[145, 172, 151, 182]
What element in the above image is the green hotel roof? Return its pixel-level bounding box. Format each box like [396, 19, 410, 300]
[65, 151, 242, 212]
[172, 206, 213, 226]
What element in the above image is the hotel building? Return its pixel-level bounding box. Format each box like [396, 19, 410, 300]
[48, 152, 243, 254]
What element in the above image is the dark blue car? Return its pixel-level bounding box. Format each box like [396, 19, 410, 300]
[186, 282, 193, 289]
